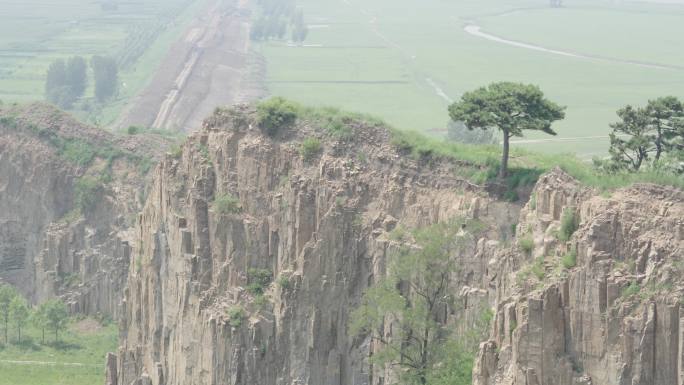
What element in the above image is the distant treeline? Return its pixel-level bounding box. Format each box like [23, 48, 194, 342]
[45, 56, 119, 109]
[250, 0, 309, 44]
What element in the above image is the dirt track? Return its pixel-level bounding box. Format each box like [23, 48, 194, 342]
[115, 0, 264, 131]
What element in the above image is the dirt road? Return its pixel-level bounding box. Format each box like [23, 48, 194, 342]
[116, 0, 264, 131]
[463, 23, 679, 71]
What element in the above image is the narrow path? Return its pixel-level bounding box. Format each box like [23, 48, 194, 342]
[0, 359, 100, 367]
[463, 24, 680, 70]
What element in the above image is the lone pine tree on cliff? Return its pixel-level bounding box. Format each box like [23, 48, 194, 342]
[449, 82, 565, 178]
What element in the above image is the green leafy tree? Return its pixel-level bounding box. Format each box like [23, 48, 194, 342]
[9, 297, 29, 343]
[31, 303, 49, 344]
[66, 56, 88, 99]
[0, 284, 18, 343]
[448, 82, 565, 178]
[350, 221, 481, 385]
[643, 96, 684, 161]
[91, 56, 119, 102]
[609, 105, 652, 171]
[45, 59, 73, 108]
[44, 299, 69, 342]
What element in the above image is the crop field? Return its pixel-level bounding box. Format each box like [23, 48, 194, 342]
[0, 318, 117, 385]
[256, 0, 684, 157]
[0, 0, 211, 125]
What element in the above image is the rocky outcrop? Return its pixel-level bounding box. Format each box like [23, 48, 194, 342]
[474, 171, 684, 385]
[0, 103, 168, 318]
[112, 107, 521, 385]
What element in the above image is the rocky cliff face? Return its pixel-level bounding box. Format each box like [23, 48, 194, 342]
[7, 103, 680, 385]
[474, 171, 684, 385]
[0, 103, 167, 318]
[111, 107, 521, 385]
[110, 106, 684, 385]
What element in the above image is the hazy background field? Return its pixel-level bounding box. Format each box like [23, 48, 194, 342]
[256, 0, 684, 157]
[0, 0, 211, 125]
[1, 0, 683, 157]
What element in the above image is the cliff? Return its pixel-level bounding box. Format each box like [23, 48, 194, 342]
[474, 171, 684, 385]
[3, 102, 682, 385]
[111, 106, 521, 385]
[0, 103, 168, 318]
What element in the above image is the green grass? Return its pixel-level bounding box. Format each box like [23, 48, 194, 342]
[256, 0, 684, 158]
[0, 318, 117, 385]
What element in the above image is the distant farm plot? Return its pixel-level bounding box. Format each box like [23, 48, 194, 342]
[257, 0, 684, 157]
[0, 0, 210, 125]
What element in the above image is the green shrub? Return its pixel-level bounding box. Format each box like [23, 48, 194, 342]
[518, 237, 534, 255]
[213, 194, 241, 215]
[169, 144, 183, 159]
[253, 294, 268, 308]
[622, 281, 640, 298]
[300, 137, 322, 161]
[74, 177, 103, 213]
[127, 125, 142, 135]
[256, 97, 299, 136]
[558, 208, 578, 242]
[227, 306, 246, 327]
[247, 268, 272, 295]
[62, 140, 96, 166]
[531, 257, 545, 280]
[277, 275, 292, 290]
[562, 247, 577, 269]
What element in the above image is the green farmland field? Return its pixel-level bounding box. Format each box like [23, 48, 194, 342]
[0, 318, 117, 385]
[0, 0, 210, 125]
[256, 0, 684, 157]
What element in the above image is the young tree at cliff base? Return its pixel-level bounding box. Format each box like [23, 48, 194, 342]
[350, 221, 484, 385]
[9, 296, 29, 343]
[44, 299, 69, 343]
[0, 284, 18, 344]
[448, 82, 565, 178]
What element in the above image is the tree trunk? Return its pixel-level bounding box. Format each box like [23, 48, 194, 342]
[3, 316, 6, 344]
[500, 129, 510, 178]
[655, 124, 663, 161]
[18, 326, 21, 343]
[42, 328, 45, 344]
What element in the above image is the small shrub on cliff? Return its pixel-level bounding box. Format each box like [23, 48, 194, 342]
[621, 281, 641, 299]
[558, 208, 578, 242]
[562, 247, 577, 269]
[299, 137, 322, 162]
[518, 237, 534, 255]
[531, 256, 545, 280]
[74, 176, 103, 213]
[227, 306, 246, 328]
[247, 268, 272, 295]
[213, 194, 241, 215]
[277, 275, 292, 290]
[256, 97, 299, 136]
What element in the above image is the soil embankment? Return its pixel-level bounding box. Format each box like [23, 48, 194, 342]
[116, 0, 264, 131]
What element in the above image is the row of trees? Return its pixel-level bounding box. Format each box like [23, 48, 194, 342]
[45, 55, 119, 109]
[447, 82, 683, 178]
[607, 96, 683, 172]
[0, 284, 69, 345]
[250, 3, 308, 43]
